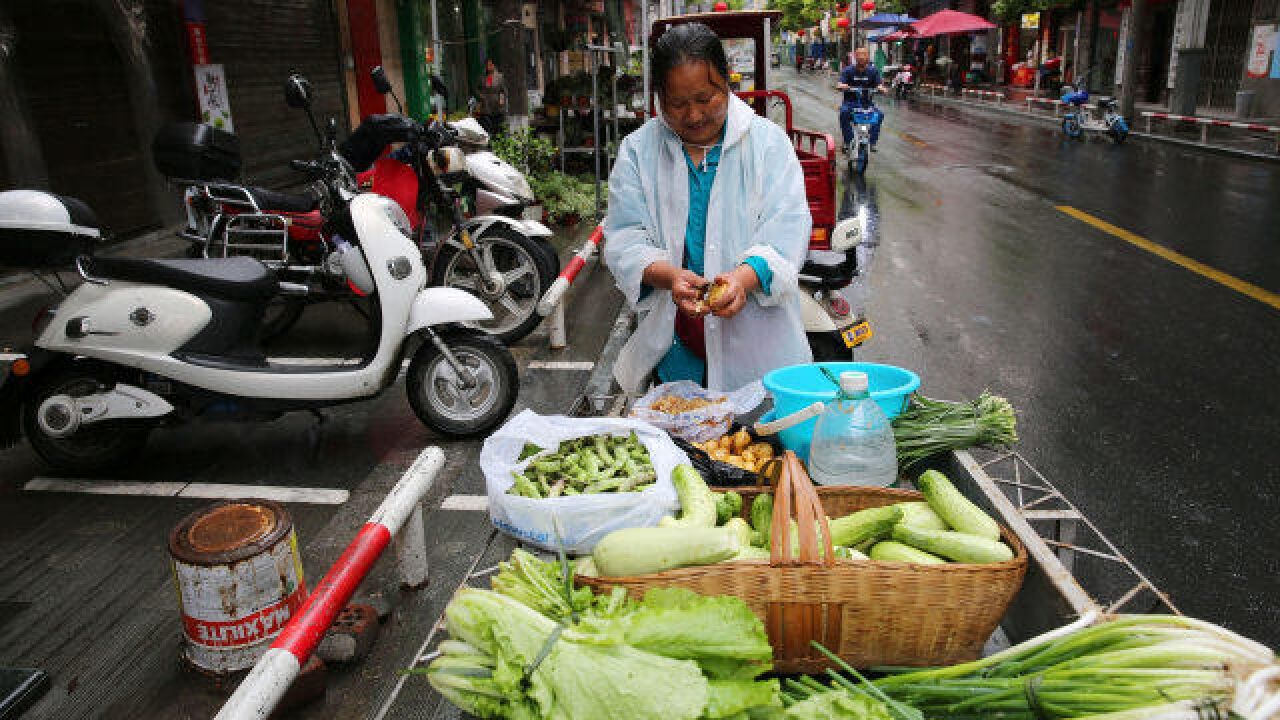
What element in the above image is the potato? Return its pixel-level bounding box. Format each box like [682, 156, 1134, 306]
[732, 429, 751, 453]
[707, 282, 730, 308]
[710, 449, 730, 462]
[747, 443, 774, 460]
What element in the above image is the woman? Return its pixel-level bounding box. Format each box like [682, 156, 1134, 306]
[603, 22, 812, 393]
[476, 58, 507, 135]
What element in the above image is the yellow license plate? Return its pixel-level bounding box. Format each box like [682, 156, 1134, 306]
[841, 321, 872, 348]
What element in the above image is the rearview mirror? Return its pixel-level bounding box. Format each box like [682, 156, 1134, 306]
[371, 66, 393, 95]
[284, 74, 313, 108]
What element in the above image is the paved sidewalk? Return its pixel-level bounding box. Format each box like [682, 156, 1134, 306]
[912, 85, 1280, 161]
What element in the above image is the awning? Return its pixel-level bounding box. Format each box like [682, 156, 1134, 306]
[910, 9, 998, 37]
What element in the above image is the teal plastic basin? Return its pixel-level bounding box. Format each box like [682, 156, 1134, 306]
[761, 362, 920, 459]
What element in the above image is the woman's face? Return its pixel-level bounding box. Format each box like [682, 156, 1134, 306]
[660, 61, 729, 147]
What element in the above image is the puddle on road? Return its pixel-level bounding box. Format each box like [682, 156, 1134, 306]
[943, 163, 1017, 174]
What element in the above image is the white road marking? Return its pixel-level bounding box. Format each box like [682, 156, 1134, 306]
[526, 360, 595, 371]
[440, 494, 488, 511]
[26, 477, 350, 504]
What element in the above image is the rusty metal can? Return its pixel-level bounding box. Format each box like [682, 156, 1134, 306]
[169, 500, 308, 674]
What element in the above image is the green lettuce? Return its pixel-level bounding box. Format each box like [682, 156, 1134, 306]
[623, 588, 774, 680]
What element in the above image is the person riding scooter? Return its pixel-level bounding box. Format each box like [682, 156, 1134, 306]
[838, 47, 885, 154]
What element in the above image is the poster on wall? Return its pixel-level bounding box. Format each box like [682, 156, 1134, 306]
[194, 64, 233, 132]
[1246, 24, 1277, 78]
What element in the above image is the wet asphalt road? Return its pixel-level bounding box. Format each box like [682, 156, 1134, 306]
[777, 67, 1280, 646]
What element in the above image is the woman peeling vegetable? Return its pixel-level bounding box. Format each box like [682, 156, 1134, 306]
[603, 22, 812, 392]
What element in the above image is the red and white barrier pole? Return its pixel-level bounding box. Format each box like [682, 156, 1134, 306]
[538, 225, 604, 318]
[213, 446, 446, 720]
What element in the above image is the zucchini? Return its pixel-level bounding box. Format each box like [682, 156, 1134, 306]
[869, 540, 947, 564]
[828, 505, 903, 547]
[891, 524, 1014, 564]
[917, 470, 1001, 541]
[834, 546, 870, 561]
[593, 526, 741, 576]
[658, 465, 718, 528]
[896, 501, 950, 532]
[723, 517, 754, 549]
[573, 556, 600, 577]
[727, 544, 772, 561]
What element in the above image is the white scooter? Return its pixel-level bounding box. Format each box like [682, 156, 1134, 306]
[0, 186, 519, 474]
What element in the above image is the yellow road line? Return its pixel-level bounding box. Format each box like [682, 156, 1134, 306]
[1056, 205, 1280, 312]
[891, 129, 928, 147]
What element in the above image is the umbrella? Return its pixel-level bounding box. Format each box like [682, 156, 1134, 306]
[857, 12, 917, 28]
[881, 29, 911, 41]
[910, 9, 997, 37]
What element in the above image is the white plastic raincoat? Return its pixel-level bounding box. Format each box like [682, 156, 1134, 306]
[603, 93, 813, 393]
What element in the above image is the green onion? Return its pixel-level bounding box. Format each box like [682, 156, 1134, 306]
[891, 392, 1018, 468]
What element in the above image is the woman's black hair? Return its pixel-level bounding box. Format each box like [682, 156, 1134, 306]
[651, 22, 730, 95]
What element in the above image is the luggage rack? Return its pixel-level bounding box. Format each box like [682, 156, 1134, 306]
[173, 180, 291, 267]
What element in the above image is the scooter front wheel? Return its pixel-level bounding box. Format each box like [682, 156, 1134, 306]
[406, 329, 518, 438]
[23, 364, 151, 475]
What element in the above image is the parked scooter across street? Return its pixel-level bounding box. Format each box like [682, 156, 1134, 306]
[1059, 69, 1130, 144]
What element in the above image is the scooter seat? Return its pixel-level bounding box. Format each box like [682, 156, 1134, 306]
[1096, 96, 1115, 106]
[88, 256, 277, 303]
[246, 185, 317, 213]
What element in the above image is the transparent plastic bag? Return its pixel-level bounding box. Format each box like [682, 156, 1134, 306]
[481, 410, 685, 554]
[629, 380, 766, 443]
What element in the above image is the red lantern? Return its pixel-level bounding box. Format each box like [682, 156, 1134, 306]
[797, 29, 806, 36]
[861, 1, 876, 11]
[837, 16, 850, 27]
[713, 1, 728, 10]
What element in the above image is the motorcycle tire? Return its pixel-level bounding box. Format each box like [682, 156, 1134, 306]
[807, 332, 854, 362]
[22, 364, 151, 475]
[406, 329, 519, 438]
[430, 223, 558, 345]
[1062, 116, 1083, 139]
[855, 144, 869, 175]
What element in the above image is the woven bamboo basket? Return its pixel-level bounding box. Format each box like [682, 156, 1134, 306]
[579, 452, 1028, 673]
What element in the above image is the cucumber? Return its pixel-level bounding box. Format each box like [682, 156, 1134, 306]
[917, 470, 1001, 541]
[896, 501, 950, 532]
[891, 524, 1014, 564]
[869, 540, 947, 564]
[659, 465, 718, 528]
[828, 505, 903, 547]
[593, 526, 741, 576]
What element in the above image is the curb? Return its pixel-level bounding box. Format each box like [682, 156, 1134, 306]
[916, 93, 1280, 164]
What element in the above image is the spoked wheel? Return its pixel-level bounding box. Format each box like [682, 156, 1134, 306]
[1062, 116, 1083, 139]
[23, 365, 152, 474]
[406, 329, 519, 438]
[431, 225, 557, 344]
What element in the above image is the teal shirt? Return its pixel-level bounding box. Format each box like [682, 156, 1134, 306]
[656, 137, 773, 385]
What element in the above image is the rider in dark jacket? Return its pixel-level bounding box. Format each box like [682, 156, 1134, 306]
[838, 47, 885, 153]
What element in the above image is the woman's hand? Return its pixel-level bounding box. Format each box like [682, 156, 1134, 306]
[643, 261, 708, 317]
[708, 264, 761, 318]
[672, 269, 709, 317]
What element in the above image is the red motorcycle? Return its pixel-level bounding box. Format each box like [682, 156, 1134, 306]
[159, 73, 557, 343]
